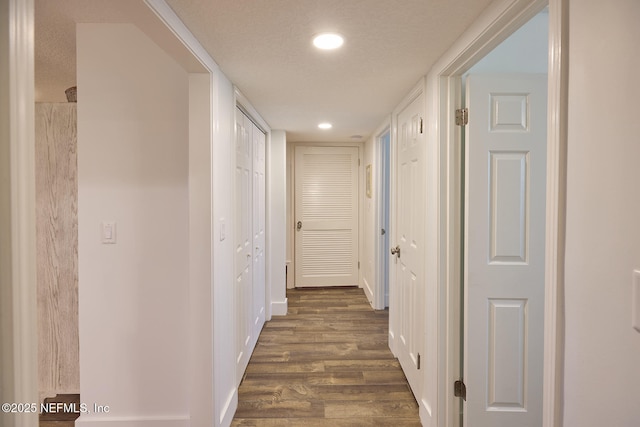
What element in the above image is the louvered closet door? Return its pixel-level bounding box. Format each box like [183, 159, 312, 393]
[294, 146, 359, 287]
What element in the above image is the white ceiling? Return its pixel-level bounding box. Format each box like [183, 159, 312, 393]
[35, 0, 496, 142]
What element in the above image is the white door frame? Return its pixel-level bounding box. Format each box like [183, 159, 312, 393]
[1, 2, 39, 425]
[431, 0, 568, 426]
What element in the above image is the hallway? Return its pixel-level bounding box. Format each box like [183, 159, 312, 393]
[231, 287, 421, 426]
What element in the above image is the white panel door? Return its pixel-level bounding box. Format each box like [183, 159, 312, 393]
[252, 121, 266, 339]
[465, 74, 547, 427]
[392, 93, 424, 397]
[294, 146, 359, 287]
[235, 108, 253, 380]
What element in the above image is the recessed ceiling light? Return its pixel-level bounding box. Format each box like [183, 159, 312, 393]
[318, 122, 333, 129]
[313, 33, 344, 50]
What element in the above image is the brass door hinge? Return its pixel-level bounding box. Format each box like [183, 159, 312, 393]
[455, 108, 468, 126]
[454, 379, 467, 400]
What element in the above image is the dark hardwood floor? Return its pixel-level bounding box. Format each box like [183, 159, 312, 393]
[231, 287, 421, 426]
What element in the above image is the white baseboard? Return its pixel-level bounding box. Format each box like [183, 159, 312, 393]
[271, 298, 288, 316]
[218, 386, 237, 427]
[76, 415, 189, 427]
[362, 277, 375, 308]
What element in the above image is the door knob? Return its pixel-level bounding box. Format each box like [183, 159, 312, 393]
[390, 245, 401, 257]
[296, 221, 302, 231]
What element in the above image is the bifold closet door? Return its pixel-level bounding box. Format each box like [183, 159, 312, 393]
[234, 107, 266, 382]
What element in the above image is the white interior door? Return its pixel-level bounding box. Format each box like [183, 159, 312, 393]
[391, 93, 425, 397]
[464, 73, 547, 426]
[294, 146, 359, 287]
[235, 107, 253, 380]
[252, 122, 266, 338]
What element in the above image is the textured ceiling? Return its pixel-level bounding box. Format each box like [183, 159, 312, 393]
[35, 0, 205, 102]
[35, 0, 495, 142]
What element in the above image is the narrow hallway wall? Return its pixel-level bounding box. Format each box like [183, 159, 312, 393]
[564, 1, 640, 425]
[76, 23, 190, 426]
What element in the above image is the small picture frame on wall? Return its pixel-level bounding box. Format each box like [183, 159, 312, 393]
[366, 164, 372, 198]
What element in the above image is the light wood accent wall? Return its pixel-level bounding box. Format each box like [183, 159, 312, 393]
[35, 103, 79, 402]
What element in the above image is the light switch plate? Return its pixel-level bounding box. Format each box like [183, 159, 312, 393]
[102, 221, 117, 244]
[633, 270, 640, 333]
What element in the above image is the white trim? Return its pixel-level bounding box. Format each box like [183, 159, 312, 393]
[218, 387, 237, 427]
[266, 129, 288, 318]
[270, 299, 288, 316]
[144, 0, 220, 72]
[431, 0, 564, 426]
[2, 1, 39, 426]
[234, 87, 270, 132]
[543, 1, 568, 425]
[436, 74, 464, 427]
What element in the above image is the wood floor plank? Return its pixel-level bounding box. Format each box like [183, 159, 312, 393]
[231, 287, 420, 426]
[234, 399, 324, 419]
[232, 418, 422, 427]
[324, 400, 419, 419]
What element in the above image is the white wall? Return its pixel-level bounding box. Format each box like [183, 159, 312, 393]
[76, 23, 189, 426]
[210, 68, 238, 427]
[268, 130, 288, 315]
[362, 123, 391, 309]
[362, 135, 376, 305]
[564, 1, 640, 425]
[286, 142, 294, 288]
[187, 72, 214, 426]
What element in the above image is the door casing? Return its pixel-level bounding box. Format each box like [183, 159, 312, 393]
[426, 0, 568, 426]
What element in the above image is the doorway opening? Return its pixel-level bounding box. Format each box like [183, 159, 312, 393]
[434, 1, 566, 426]
[376, 128, 391, 309]
[460, 9, 549, 427]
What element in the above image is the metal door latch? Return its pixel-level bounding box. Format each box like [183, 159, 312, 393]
[296, 221, 302, 231]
